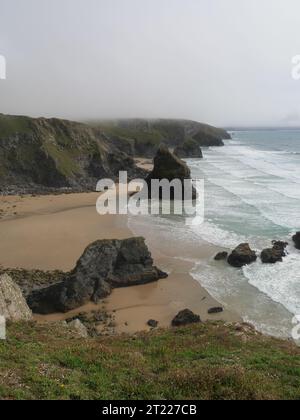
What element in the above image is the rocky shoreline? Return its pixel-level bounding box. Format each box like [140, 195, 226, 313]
[215, 237, 297, 268]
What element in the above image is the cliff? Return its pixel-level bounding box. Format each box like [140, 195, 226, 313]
[95, 118, 230, 157]
[0, 114, 230, 194]
[0, 114, 142, 194]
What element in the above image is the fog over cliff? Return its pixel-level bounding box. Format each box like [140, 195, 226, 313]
[0, 0, 300, 126]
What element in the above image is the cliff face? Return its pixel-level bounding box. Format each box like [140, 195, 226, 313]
[95, 119, 230, 157]
[0, 114, 142, 194]
[0, 114, 230, 194]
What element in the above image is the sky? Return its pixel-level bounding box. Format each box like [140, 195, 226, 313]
[0, 0, 300, 127]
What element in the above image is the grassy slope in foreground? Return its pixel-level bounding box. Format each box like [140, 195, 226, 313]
[0, 322, 299, 400]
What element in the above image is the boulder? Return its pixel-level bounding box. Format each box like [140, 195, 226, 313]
[171, 309, 201, 327]
[261, 242, 288, 264]
[174, 139, 203, 159]
[68, 319, 89, 338]
[227, 244, 257, 268]
[214, 252, 228, 261]
[27, 238, 168, 314]
[0, 274, 32, 321]
[208, 307, 224, 314]
[272, 241, 288, 256]
[145, 144, 197, 200]
[261, 248, 283, 264]
[147, 319, 158, 328]
[293, 232, 300, 250]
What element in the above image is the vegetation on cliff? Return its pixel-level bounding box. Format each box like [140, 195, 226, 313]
[0, 321, 299, 400]
[0, 114, 140, 194]
[95, 118, 230, 157]
[0, 114, 230, 194]
[0, 114, 229, 194]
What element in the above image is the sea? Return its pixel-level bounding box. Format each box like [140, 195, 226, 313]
[128, 130, 300, 338]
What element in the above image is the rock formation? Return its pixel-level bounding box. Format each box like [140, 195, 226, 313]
[145, 144, 197, 200]
[293, 232, 300, 250]
[174, 139, 203, 159]
[171, 309, 201, 327]
[214, 252, 228, 261]
[261, 241, 288, 264]
[0, 274, 32, 321]
[227, 244, 257, 268]
[192, 131, 225, 147]
[27, 238, 168, 314]
[208, 307, 224, 314]
[147, 320, 159, 328]
[68, 319, 89, 338]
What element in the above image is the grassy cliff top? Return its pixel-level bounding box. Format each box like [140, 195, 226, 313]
[0, 321, 299, 400]
[92, 118, 230, 147]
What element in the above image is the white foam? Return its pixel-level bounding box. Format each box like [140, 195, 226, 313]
[243, 247, 300, 316]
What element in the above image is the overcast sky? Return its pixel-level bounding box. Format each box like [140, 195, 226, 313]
[0, 0, 300, 127]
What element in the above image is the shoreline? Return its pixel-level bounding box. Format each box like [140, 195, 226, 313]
[0, 192, 240, 333]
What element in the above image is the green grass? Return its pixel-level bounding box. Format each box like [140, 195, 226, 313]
[0, 322, 299, 400]
[0, 115, 32, 139]
[42, 142, 82, 178]
[99, 124, 165, 146]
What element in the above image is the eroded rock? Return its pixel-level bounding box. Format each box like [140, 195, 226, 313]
[174, 139, 203, 159]
[227, 244, 257, 268]
[214, 252, 228, 261]
[27, 238, 168, 314]
[145, 144, 197, 200]
[0, 274, 32, 321]
[208, 307, 224, 314]
[147, 319, 158, 328]
[171, 309, 201, 327]
[68, 319, 89, 338]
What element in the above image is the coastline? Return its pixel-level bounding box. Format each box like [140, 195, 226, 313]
[0, 192, 239, 333]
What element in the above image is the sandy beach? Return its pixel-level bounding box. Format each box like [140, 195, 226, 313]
[0, 192, 239, 333]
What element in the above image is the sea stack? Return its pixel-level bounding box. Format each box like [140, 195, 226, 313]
[145, 144, 197, 200]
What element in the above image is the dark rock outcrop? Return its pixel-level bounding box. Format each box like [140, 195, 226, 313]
[293, 232, 300, 250]
[147, 320, 158, 328]
[208, 307, 224, 314]
[174, 139, 203, 159]
[214, 252, 228, 261]
[272, 241, 288, 255]
[171, 309, 201, 327]
[27, 238, 168, 314]
[192, 131, 225, 147]
[261, 241, 288, 264]
[145, 144, 197, 200]
[227, 244, 257, 268]
[261, 248, 283, 264]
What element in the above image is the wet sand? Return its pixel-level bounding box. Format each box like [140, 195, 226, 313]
[0, 193, 239, 333]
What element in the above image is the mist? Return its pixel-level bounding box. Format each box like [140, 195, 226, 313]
[1, 0, 300, 127]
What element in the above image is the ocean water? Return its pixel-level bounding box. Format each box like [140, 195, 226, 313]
[129, 130, 300, 338]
